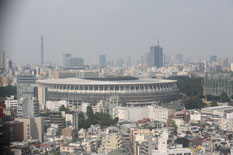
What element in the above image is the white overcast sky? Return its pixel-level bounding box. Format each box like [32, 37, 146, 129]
[0, 0, 233, 65]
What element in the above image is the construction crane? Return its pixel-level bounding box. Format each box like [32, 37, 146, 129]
[201, 80, 211, 107]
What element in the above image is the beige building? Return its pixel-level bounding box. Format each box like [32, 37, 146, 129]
[98, 132, 122, 153]
[15, 117, 44, 142]
[61, 127, 77, 142]
[60, 145, 77, 153]
[38, 86, 47, 110]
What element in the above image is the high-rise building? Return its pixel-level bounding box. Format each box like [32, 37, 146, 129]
[63, 53, 84, 68]
[16, 74, 36, 99]
[0, 51, 5, 70]
[149, 45, 163, 68]
[210, 55, 217, 62]
[99, 55, 106, 67]
[41, 36, 44, 66]
[175, 54, 183, 63]
[63, 53, 72, 68]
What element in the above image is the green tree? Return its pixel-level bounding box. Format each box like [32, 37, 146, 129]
[183, 96, 205, 109]
[168, 77, 203, 97]
[175, 137, 190, 148]
[59, 105, 68, 112]
[219, 92, 230, 103]
[87, 106, 94, 120]
[211, 100, 218, 107]
[0, 85, 17, 98]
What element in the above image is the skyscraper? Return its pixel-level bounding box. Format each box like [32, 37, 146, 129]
[149, 45, 163, 68]
[0, 51, 5, 70]
[41, 36, 44, 65]
[99, 55, 106, 67]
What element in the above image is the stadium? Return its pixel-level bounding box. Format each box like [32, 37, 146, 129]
[37, 77, 179, 105]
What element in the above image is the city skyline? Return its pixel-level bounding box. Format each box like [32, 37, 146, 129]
[0, 0, 233, 65]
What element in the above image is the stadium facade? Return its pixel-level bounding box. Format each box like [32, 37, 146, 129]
[37, 78, 179, 105]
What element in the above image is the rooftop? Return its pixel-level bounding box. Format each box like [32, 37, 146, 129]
[37, 78, 176, 85]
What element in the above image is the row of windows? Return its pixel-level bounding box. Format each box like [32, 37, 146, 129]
[47, 83, 176, 91]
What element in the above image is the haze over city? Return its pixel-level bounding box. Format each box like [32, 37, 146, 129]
[1, 0, 233, 65]
[1, 1, 233, 155]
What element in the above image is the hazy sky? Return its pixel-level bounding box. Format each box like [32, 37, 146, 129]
[1, 0, 233, 65]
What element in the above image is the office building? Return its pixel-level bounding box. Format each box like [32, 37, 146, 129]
[99, 55, 106, 67]
[0, 51, 5, 70]
[49, 111, 65, 134]
[149, 45, 163, 68]
[16, 74, 36, 99]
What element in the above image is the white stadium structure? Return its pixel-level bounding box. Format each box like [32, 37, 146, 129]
[37, 77, 179, 105]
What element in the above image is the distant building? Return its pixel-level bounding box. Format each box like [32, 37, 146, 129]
[16, 74, 36, 99]
[149, 45, 163, 68]
[63, 53, 84, 68]
[0, 51, 5, 70]
[210, 55, 217, 62]
[175, 54, 183, 63]
[99, 55, 106, 67]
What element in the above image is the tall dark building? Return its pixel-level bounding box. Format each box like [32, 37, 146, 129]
[149, 45, 163, 68]
[99, 55, 106, 67]
[41, 36, 44, 66]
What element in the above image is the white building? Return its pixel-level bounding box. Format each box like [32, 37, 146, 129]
[5, 96, 18, 109]
[113, 106, 173, 123]
[148, 106, 174, 123]
[113, 106, 148, 122]
[152, 130, 192, 155]
[81, 102, 90, 113]
[65, 111, 78, 129]
[201, 106, 233, 117]
[46, 100, 68, 111]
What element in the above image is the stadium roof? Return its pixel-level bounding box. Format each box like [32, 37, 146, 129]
[37, 78, 176, 85]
